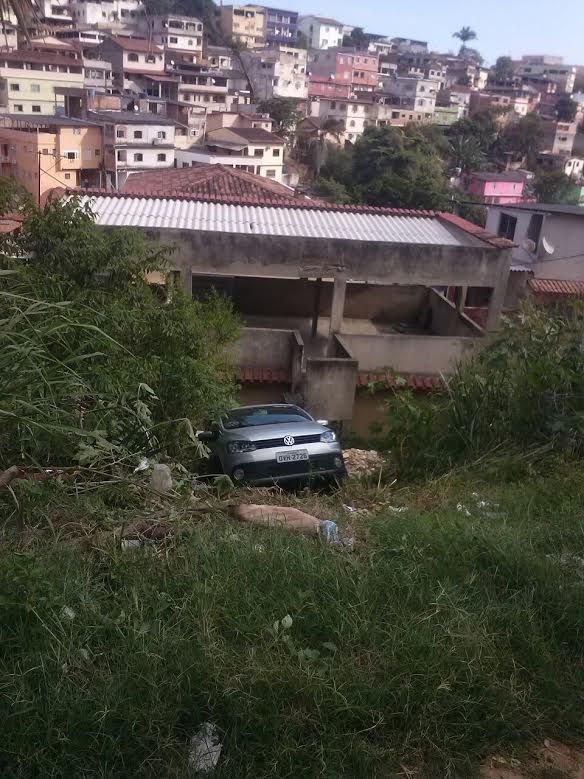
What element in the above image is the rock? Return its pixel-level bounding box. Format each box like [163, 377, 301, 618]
[150, 464, 173, 493]
[343, 448, 384, 477]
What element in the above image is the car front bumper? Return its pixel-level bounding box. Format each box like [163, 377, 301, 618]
[223, 445, 346, 485]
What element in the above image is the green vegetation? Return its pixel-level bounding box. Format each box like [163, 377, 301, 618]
[535, 169, 580, 204]
[257, 98, 300, 140]
[0, 196, 239, 468]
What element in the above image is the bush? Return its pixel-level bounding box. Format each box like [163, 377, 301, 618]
[382, 305, 584, 477]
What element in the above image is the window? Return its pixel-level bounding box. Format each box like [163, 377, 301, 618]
[498, 213, 517, 240]
[73, 128, 81, 134]
[32, 103, 41, 112]
[31, 83, 40, 92]
[527, 214, 544, 247]
[95, 148, 101, 156]
[146, 55, 156, 63]
[9, 83, 19, 91]
[253, 148, 263, 157]
[42, 148, 49, 155]
[330, 101, 336, 109]
[64, 150, 79, 160]
[64, 173, 71, 180]
[157, 130, 166, 139]
[273, 148, 280, 157]
[133, 153, 143, 162]
[349, 120, 356, 127]
[116, 129, 125, 138]
[117, 150, 127, 162]
[266, 169, 276, 177]
[169, 36, 178, 43]
[157, 153, 166, 161]
[128, 52, 139, 62]
[133, 130, 143, 139]
[14, 104, 23, 112]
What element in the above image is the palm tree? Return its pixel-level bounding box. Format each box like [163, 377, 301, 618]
[453, 26, 477, 46]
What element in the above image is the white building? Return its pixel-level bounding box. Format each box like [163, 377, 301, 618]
[380, 75, 439, 118]
[89, 110, 175, 187]
[298, 15, 343, 50]
[309, 94, 377, 144]
[515, 56, 576, 94]
[70, 0, 146, 29]
[240, 46, 307, 101]
[0, 22, 17, 50]
[138, 14, 203, 65]
[40, 0, 73, 25]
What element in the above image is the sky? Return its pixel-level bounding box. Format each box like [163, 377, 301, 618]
[291, 0, 584, 66]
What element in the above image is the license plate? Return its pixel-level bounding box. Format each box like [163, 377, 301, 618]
[276, 449, 309, 463]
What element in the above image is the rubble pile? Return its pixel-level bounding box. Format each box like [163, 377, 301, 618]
[343, 448, 384, 477]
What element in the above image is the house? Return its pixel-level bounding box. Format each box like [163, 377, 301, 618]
[175, 125, 285, 182]
[240, 46, 307, 101]
[307, 74, 351, 101]
[469, 90, 530, 119]
[486, 202, 584, 281]
[436, 85, 472, 118]
[0, 114, 103, 201]
[307, 48, 379, 92]
[260, 6, 299, 46]
[204, 45, 234, 70]
[0, 22, 18, 51]
[0, 51, 84, 115]
[537, 152, 584, 180]
[219, 5, 266, 48]
[69, 0, 146, 30]
[378, 75, 439, 122]
[138, 14, 203, 65]
[297, 16, 344, 50]
[93, 36, 166, 94]
[121, 163, 305, 203]
[309, 93, 377, 144]
[87, 110, 176, 187]
[71, 190, 512, 425]
[542, 120, 578, 156]
[40, 0, 73, 26]
[515, 56, 576, 94]
[465, 171, 526, 205]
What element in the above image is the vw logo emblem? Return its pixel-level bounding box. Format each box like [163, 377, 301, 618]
[283, 435, 295, 446]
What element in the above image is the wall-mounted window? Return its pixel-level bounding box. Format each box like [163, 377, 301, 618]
[157, 130, 166, 139]
[133, 152, 143, 161]
[266, 169, 276, 177]
[273, 148, 280, 157]
[498, 213, 517, 240]
[128, 52, 139, 62]
[32, 105, 41, 112]
[31, 83, 40, 92]
[133, 130, 143, 139]
[64, 150, 79, 160]
[9, 82, 19, 91]
[14, 104, 23, 111]
[64, 172, 71, 180]
[116, 129, 125, 138]
[157, 153, 166, 161]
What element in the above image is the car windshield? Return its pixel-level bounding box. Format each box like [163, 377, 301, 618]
[222, 407, 312, 430]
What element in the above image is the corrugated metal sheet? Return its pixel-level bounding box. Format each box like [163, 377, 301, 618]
[74, 194, 478, 246]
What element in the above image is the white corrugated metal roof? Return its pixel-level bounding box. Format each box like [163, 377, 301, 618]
[73, 195, 480, 246]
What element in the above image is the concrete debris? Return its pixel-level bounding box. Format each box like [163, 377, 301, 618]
[121, 539, 141, 551]
[123, 519, 174, 541]
[343, 448, 384, 477]
[188, 722, 222, 774]
[150, 463, 173, 494]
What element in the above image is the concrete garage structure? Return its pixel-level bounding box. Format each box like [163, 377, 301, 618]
[72, 192, 513, 424]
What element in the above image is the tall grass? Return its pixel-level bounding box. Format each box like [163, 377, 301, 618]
[1, 466, 584, 776]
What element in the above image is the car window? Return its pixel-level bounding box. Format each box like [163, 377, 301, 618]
[223, 407, 312, 430]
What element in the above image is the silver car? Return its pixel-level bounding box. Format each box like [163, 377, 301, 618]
[198, 404, 346, 486]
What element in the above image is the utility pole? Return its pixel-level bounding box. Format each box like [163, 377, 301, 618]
[37, 150, 41, 204]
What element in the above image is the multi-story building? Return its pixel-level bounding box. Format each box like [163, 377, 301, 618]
[261, 6, 298, 46]
[538, 152, 584, 179]
[0, 50, 84, 115]
[176, 123, 285, 182]
[69, 0, 146, 29]
[93, 35, 166, 94]
[542, 119, 578, 156]
[436, 85, 472, 118]
[138, 14, 203, 65]
[0, 114, 103, 201]
[379, 75, 438, 119]
[0, 22, 17, 50]
[469, 90, 531, 118]
[307, 48, 379, 92]
[464, 171, 527, 205]
[40, 0, 73, 26]
[390, 38, 428, 54]
[55, 28, 106, 45]
[308, 74, 351, 100]
[309, 93, 377, 143]
[219, 5, 266, 48]
[169, 60, 231, 112]
[297, 15, 344, 50]
[87, 110, 175, 187]
[240, 46, 307, 101]
[204, 45, 234, 70]
[516, 55, 576, 93]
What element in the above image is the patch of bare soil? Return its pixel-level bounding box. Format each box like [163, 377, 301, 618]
[481, 739, 584, 778]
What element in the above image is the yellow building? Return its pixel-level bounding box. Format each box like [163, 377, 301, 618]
[219, 5, 266, 48]
[0, 50, 84, 115]
[0, 116, 104, 202]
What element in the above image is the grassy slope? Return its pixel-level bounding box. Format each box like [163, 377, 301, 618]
[1, 465, 584, 777]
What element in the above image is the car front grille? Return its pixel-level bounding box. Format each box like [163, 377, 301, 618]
[239, 454, 341, 480]
[253, 434, 322, 450]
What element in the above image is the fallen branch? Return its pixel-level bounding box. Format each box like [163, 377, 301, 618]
[0, 466, 23, 489]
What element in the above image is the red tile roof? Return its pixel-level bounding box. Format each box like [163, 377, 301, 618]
[210, 127, 285, 144]
[237, 367, 291, 384]
[107, 35, 163, 53]
[438, 211, 516, 249]
[528, 277, 584, 300]
[0, 49, 82, 66]
[121, 164, 311, 204]
[0, 211, 24, 233]
[357, 373, 445, 390]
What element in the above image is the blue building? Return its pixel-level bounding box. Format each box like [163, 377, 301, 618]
[263, 6, 298, 46]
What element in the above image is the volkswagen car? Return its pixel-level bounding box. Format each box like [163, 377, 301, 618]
[198, 404, 346, 485]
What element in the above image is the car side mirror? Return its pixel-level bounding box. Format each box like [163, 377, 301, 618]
[197, 430, 218, 442]
[316, 419, 329, 426]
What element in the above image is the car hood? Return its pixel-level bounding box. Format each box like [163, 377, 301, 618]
[221, 421, 328, 442]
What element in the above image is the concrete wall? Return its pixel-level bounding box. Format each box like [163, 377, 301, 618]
[233, 327, 304, 377]
[337, 332, 477, 374]
[304, 356, 358, 422]
[428, 289, 484, 336]
[144, 227, 508, 289]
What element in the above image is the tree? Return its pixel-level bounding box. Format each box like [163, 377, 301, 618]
[343, 26, 368, 50]
[556, 95, 578, 122]
[534, 169, 579, 204]
[257, 97, 300, 140]
[447, 110, 501, 157]
[453, 25, 477, 57]
[501, 114, 544, 165]
[491, 56, 515, 83]
[449, 135, 486, 173]
[313, 177, 353, 204]
[296, 30, 309, 49]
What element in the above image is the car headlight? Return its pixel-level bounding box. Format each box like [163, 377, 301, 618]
[227, 440, 257, 454]
[320, 431, 336, 443]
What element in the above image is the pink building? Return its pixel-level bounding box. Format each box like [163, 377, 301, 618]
[465, 171, 526, 204]
[307, 47, 379, 91]
[308, 73, 351, 99]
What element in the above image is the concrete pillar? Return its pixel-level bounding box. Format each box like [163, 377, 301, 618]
[486, 250, 512, 332]
[329, 277, 346, 337]
[311, 277, 322, 339]
[183, 268, 192, 298]
[456, 285, 468, 313]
